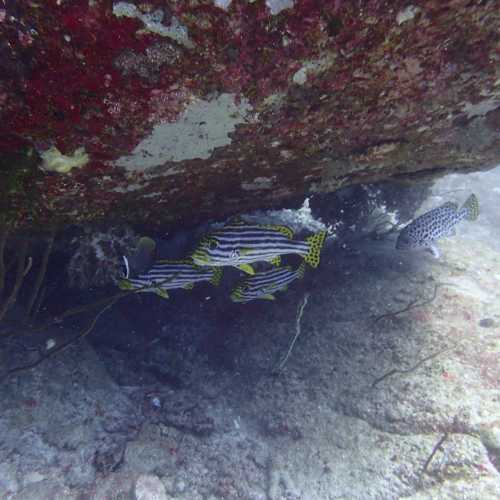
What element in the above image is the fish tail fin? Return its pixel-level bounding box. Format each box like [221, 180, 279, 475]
[210, 267, 223, 286]
[297, 261, 307, 279]
[462, 194, 479, 221]
[304, 230, 326, 268]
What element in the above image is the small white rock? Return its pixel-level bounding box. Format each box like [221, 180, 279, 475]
[135, 474, 168, 500]
[292, 67, 308, 85]
[396, 5, 421, 25]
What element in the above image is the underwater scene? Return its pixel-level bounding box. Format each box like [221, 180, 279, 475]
[0, 166, 499, 499]
[1, 1, 500, 499]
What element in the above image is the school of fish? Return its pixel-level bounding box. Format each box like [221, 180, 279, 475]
[118, 194, 479, 303]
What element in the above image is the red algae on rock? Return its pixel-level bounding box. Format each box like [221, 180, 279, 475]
[0, 1, 498, 229]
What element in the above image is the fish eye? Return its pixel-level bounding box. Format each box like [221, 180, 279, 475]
[208, 239, 218, 250]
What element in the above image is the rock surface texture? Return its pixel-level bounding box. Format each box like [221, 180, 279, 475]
[1, 1, 499, 228]
[0, 168, 499, 499]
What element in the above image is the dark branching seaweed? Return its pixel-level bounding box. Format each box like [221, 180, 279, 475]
[373, 282, 441, 324]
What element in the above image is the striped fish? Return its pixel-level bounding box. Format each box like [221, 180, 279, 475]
[118, 259, 222, 299]
[191, 222, 326, 274]
[230, 262, 306, 303]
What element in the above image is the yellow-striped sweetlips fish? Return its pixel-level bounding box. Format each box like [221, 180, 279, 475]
[230, 262, 306, 303]
[191, 221, 326, 274]
[118, 259, 222, 299]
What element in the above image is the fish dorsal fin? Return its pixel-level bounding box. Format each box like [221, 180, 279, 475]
[440, 201, 458, 211]
[269, 255, 281, 266]
[238, 263, 255, 275]
[263, 224, 294, 239]
[228, 216, 246, 225]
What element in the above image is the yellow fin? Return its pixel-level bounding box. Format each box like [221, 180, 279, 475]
[183, 283, 195, 290]
[118, 279, 134, 291]
[263, 224, 294, 239]
[260, 294, 275, 301]
[269, 255, 281, 266]
[304, 231, 326, 268]
[155, 288, 169, 299]
[238, 263, 255, 275]
[210, 267, 223, 286]
[137, 236, 156, 252]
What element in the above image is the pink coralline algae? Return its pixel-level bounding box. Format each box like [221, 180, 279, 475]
[0, 1, 498, 230]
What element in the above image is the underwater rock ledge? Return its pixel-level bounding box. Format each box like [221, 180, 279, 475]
[0, 1, 499, 230]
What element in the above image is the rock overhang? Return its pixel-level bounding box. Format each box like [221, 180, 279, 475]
[0, 0, 499, 230]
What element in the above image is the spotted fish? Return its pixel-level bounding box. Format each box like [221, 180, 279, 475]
[191, 221, 326, 274]
[118, 259, 223, 299]
[396, 194, 479, 258]
[230, 262, 306, 303]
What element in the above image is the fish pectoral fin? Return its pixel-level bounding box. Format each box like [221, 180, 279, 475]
[118, 279, 134, 291]
[238, 264, 255, 275]
[155, 287, 169, 299]
[428, 244, 440, 259]
[260, 294, 275, 301]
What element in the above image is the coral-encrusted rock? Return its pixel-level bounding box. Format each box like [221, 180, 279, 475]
[0, 1, 499, 229]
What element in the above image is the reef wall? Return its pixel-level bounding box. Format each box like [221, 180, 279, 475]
[1, 1, 499, 229]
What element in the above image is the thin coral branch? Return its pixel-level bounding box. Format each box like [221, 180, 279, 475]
[31, 284, 47, 321]
[373, 283, 441, 324]
[421, 432, 449, 477]
[0, 296, 119, 382]
[0, 272, 180, 339]
[371, 345, 451, 388]
[272, 293, 310, 374]
[26, 229, 56, 317]
[0, 240, 31, 322]
[0, 222, 9, 294]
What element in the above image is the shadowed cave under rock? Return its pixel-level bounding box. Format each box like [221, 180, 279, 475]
[1, 169, 500, 499]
